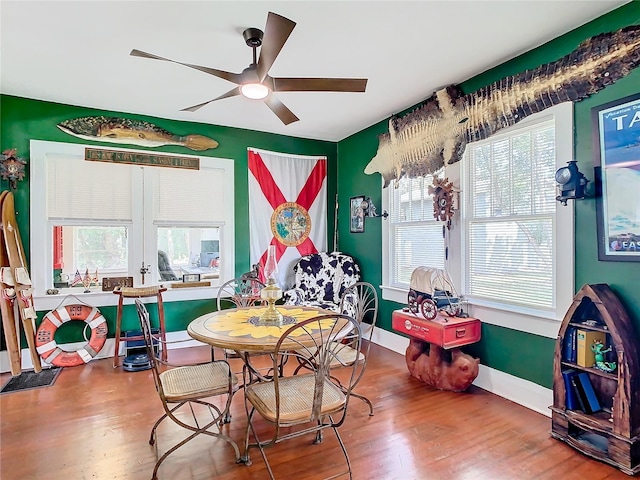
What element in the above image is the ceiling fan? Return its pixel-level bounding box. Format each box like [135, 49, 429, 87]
[130, 11, 368, 125]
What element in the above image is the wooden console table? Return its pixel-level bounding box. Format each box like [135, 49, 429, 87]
[392, 309, 481, 392]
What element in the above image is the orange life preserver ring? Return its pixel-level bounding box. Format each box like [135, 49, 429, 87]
[35, 304, 108, 367]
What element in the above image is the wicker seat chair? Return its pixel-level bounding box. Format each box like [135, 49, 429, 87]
[134, 299, 240, 480]
[335, 281, 378, 415]
[215, 276, 266, 360]
[294, 281, 379, 416]
[241, 313, 363, 479]
[217, 276, 265, 311]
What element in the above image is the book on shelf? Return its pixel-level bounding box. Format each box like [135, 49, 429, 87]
[563, 327, 577, 363]
[571, 372, 602, 414]
[576, 329, 606, 367]
[562, 369, 579, 410]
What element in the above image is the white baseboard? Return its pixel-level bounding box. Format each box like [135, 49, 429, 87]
[0, 331, 206, 372]
[1, 327, 552, 416]
[371, 326, 552, 417]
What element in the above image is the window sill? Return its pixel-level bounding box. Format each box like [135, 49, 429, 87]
[381, 284, 561, 338]
[380, 285, 409, 305]
[34, 284, 219, 311]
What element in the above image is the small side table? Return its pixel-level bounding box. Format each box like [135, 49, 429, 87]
[392, 309, 481, 392]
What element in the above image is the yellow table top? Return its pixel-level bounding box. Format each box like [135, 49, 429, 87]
[187, 305, 341, 353]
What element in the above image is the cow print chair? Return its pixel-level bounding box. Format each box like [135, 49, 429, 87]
[283, 252, 361, 313]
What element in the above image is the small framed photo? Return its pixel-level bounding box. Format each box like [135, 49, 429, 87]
[350, 196, 366, 233]
[182, 273, 201, 283]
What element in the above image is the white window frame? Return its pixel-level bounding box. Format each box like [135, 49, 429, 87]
[381, 173, 450, 304]
[460, 102, 574, 338]
[30, 140, 235, 310]
[381, 103, 573, 338]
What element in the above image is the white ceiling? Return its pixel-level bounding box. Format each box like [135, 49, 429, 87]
[0, 1, 630, 142]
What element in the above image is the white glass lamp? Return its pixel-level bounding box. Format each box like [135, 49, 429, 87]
[259, 245, 283, 326]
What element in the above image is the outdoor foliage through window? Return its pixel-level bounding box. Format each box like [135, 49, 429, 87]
[465, 119, 557, 309]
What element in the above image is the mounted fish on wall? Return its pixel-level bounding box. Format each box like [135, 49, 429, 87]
[364, 25, 640, 187]
[57, 116, 219, 151]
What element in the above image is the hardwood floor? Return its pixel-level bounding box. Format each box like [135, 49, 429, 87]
[0, 344, 630, 480]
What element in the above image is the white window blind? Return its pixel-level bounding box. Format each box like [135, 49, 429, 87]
[151, 166, 226, 224]
[47, 155, 132, 221]
[389, 175, 445, 287]
[465, 119, 557, 309]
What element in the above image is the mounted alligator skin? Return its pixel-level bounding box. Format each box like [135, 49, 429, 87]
[365, 25, 640, 187]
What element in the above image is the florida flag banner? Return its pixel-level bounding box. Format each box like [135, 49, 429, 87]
[248, 148, 327, 289]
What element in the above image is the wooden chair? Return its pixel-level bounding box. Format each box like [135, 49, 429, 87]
[241, 313, 362, 479]
[134, 299, 240, 480]
[113, 285, 167, 368]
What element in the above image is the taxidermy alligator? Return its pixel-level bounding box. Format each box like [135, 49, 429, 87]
[364, 25, 640, 187]
[58, 116, 219, 151]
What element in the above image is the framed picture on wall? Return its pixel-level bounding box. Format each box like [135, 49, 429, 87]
[592, 92, 640, 262]
[350, 196, 365, 233]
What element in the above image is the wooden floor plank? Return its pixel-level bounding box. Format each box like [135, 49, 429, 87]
[0, 343, 631, 480]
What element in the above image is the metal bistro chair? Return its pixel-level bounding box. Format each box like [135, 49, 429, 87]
[242, 313, 363, 479]
[215, 276, 266, 360]
[134, 299, 240, 480]
[293, 281, 379, 416]
[336, 281, 378, 416]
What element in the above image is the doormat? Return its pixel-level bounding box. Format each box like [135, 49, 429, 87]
[0, 367, 62, 394]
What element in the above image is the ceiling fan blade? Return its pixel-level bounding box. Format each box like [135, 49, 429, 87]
[263, 95, 299, 125]
[256, 12, 296, 82]
[180, 87, 241, 112]
[130, 49, 243, 84]
[271, 77, 368, 92]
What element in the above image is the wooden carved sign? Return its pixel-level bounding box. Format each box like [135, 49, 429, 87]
[364, 26, 640, 187]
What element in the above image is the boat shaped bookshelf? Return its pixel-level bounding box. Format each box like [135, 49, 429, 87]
[551, 283, 640, 475]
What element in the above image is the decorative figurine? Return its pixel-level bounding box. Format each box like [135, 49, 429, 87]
[591, 340, 617, 373]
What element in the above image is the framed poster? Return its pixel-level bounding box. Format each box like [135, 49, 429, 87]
[592, 93, 640, 262]
[350, 196, 365, 233]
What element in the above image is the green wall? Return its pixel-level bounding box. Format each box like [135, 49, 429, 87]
[0, 96, 337, 337]
[336, 2, 640, 389]
[1, 4, 638, 389]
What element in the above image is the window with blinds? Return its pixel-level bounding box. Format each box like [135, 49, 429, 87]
[30, 140, 235, 294]
[388, 175, 445, 288]
[464, 119, 557, 310]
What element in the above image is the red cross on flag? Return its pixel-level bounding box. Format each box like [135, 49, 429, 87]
[248, 148, 327, 289]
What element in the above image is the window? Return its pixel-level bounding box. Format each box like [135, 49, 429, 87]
[382, 174, 446, 303]
[30, 140, 235, 304]
[462, 103, 574, 332]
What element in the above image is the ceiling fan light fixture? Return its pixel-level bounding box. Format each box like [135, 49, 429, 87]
[241, 83, 270, 100]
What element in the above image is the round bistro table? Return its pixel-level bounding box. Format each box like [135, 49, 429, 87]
[187, 305, 347, 352]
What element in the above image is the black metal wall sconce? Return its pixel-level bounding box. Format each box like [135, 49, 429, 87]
[555, 161, 592, 206]
[363, 196, 388, 219]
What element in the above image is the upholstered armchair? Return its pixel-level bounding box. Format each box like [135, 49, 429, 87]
[283, 252, 361, 312]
